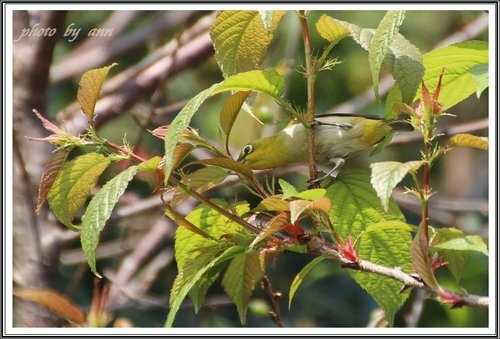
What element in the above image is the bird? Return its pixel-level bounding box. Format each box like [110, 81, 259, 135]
[237, 113, 413, 181]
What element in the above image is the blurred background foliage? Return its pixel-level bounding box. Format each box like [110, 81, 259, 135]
[44, 9, 488, 327]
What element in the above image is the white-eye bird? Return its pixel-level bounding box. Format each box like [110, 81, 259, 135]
[237, 113, 413, 180]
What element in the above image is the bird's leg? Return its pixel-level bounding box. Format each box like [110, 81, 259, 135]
[308, 157, 345, 184]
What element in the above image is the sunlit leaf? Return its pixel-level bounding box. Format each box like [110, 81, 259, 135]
[48, 153, 111, 230]
[316, 14, 349, 46]
[81, 165, 138, 277]
[448, 133, 488, 150]
[433, 235, 488, 256]
[77, 63, 118, 121]
[370, 161, 424, 212]
[211, 10, 285, 76]
[220, 91, 251, 135]
[252, 195, 290, 212]
[369, 10, 405, 101]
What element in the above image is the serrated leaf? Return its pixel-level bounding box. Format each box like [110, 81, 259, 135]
[175, 200, 252, 270]
[288, 256, 326, 309]
[369, 10, 405, 101]
[36, 148, 71, 213]
[80, 165, 138, 277]
[48, 153, 111, 230]
[164, 204, 212, 240]
[432, 235, 488, 256]
[370, 161, 425, 212]
[13, 288, 86, 325]
[338, 19, 423, 104]
[353, 221, 413, 325]
[316, 14, 349, 46]
[249, 214, 290, 248]
[327, 170, 411, 325]
[448, 133, 488, 150]
[195, 157, 255, 182]
[171, 167, 228, 206]
[252, 195, 290, 212]
[279, 178, 298, 199]
[417, 40, 488, 110]
[211, 10, 285, 76]
[164, 70, 284, 183]
[166, 246, 244, 327]
[222, 251, 264, 324]
[77, 63, 118, 121]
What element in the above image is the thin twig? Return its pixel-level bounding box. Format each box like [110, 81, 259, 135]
[261, 275, 284, 327]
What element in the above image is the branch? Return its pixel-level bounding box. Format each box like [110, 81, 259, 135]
[305, 236, 488, 308]
[56, 13, 216, 135]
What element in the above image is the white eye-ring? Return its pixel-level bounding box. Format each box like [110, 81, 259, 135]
[243, 144, 253, 156]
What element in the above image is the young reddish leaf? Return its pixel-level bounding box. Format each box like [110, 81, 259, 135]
[249, 213, 290, 248]
[35, 148, 71, 213]
[77, 63, 118, 121]
[448, 133, 488, 151]
[13, 288, 86, 325]
[290, 197, 331, 224]
[410, 230, 439, 290]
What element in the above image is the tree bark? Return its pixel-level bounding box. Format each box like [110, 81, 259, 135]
[12, 10, 67, 327]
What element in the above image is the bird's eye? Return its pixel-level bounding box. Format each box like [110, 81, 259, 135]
[243, 144, 253, 156]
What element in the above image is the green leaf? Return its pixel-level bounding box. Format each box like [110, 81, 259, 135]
[165, 246, 244, 327]
[48, 153, 111, 230]
[220, 91, 251, 135]
[195, 157, 255, 182]
[252, 195, 290, 213]
[339, 19, 423, 104]
[171, 167, 228, 206]
[470, 63, 488, 97]
[164, 70, 285, 183]
[80, 165, 138, 277]
[210, 10, 285, 76]
[258, 10, 275, 32]
[370, 161, 425, 212]
[433, 235, 488, 256]
[289, 256, 326, 309]
[418, 40, 488, 110]
[77, 63, 118, 121]
[327, 170, 411, 325]
[222, 251, 264, 324]
[316, 14, 349, 46]
[369, 10, 405, 101]
[429, 227, 468, 281]
[137, 156, 162, 172]
[448, 133, 488, 150]
[353, 220, 413, 325]
[36, 148, 71, 214]
[279, 178, 298, 199]
[293, 188, 326, 201]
